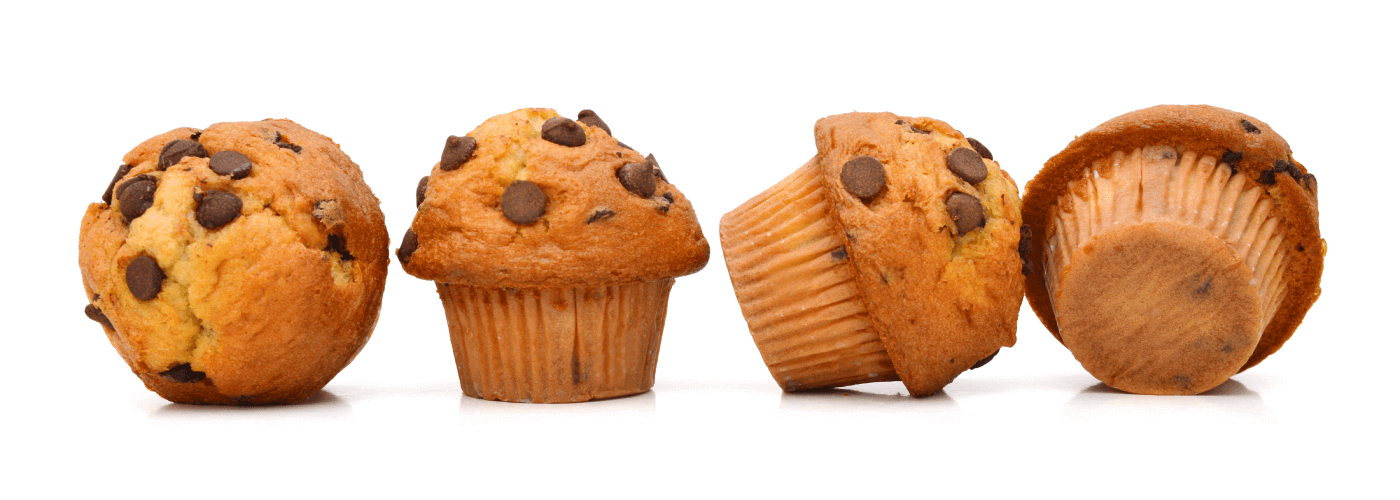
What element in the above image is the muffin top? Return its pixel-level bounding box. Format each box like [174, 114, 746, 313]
[1022, 104, 1323, 371]
[78, 119, 389, 404]
[814, 112, 1024, 395]
[399, 108, 709, 287]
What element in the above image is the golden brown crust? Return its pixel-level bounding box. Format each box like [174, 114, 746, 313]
[812, 112, 1024, 396]
[79, 119, 388, 405]
[1023, 104, 1323, 372]
[402, 108, 709, 287]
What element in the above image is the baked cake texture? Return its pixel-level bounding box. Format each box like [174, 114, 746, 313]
[79, 119, 389, 405]
[398, 108, 709, 403]
[1022, 104, 1323, 395]
[720, 112, 1024, 396]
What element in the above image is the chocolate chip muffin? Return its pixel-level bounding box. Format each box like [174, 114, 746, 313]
[79, 119, 389, 405]
[398, 108, 709, 403]
[719, 112, 1024, 396]
[1022, 105, 1323, 395]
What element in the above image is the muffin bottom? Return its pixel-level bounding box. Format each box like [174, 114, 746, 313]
[437, 279, 673, 403]
[1055, 223, 1263, 395]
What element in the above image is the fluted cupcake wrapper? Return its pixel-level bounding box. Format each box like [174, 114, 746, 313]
[720, 160, 898, 391]
[1043, 145, 1291, 394]
[437, 279, 673, 403]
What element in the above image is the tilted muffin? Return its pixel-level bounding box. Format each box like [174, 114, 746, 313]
[1022, 105, 1324, 395]
[79, 119, 389, 405]
[398, 108, 709, 403]
[719, 112, 1024, 396]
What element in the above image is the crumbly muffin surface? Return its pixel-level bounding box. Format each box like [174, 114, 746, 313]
[400, 108, 709, 287]
[79, 119, 389, 405]
[816, 112, 1024, 395]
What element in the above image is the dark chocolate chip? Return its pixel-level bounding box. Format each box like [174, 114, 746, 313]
[587, 209, 615, 224]
[618, 141, 633, 151]
[397, 228, 418, 264]
[116, 175, 157, 224]
[541, 117, 586, 147]
[1257, 169, 1276, 185]
[416, 176, 430, 208]
[1297, 244, 1305, 252]
[1301, 173, 1317, 192]
[1221, 150, 1243, 172]
[1019, 225, 1032, 275]
[945, 192, 985, 236]
[158, 139, 208, 170]
[577, 109, 611, 135]
[501, 180, 547, 225]
[661, 192, 674, 203]
[441, 135, 477, 171]
[967, 138, 994, 160]
[192, 191, 203, 203]
[831, 246, 847, 260]
[841, 156, 886, 201]
[190, 131, 201, 141]
[126, 255, 165, 301]
[1275, 159, 1304, 181]
[1241, 119, 1261, 134]
[616, 162, 657, 198]
[657, 204, 671, 214]
[970, 349, 999, 370]
[102, 164, 132, 205]
[646, 154, 667, 182]
[326, 234, 354, 261]
[274, 133, 302, 153]
[159, 363, 206, 383]
[910, 126, 931, 135]
[209, 151, 253, 179]
[196, 190, 242, 229]
[947, 147, 989, 184]
[894, 120, 907, 126]
[84, 304, 114, 330]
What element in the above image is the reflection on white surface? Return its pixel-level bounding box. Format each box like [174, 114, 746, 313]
[1064, 378, 1278, 423]
[777, 382, 961, 414]
[148, 390, 355, 421]
[458, 389, 658, 418]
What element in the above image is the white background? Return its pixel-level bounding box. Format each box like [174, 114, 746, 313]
[2, 1, 1395, 497]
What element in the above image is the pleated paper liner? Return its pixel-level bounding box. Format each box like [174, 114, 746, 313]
[1043, 145, 1290, 394]
[437, 279, 673, 403]
[720, 159, 898, 391]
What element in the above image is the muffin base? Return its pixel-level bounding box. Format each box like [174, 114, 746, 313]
[720, 159, 898, 391]
[1044, 145, 1289, 394]
[437, 279, 673, 403]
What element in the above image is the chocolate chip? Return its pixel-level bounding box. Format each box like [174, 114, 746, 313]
[274, 133, 302, 153]
[1297, 244, 1305, 252]
[1019, 225, 1032, 275]
[441, 135, 477, 171]
[967, 138, 994, 160]
[1221, 150, 1243, 173]
[196, 190, 242, 229]
[416, 176, 430, 208]
[831, 246, 847, 260]
[577, 110, 611, 135]
[618, 141, 633, 151]
[662, 192, 674, 203]
[126, 255, 165, 301]
[84, 304, 114, 331]
[910, 126, 931, 135]
[657, 204, 671, 214]
[102, 164, 132, 205]
[116, 175, 157, 224]
[587, 209, 615, 224]
[841, 156, 886, 202]
[947, 148, 988, 184]
[970, 349, 999, 370]
[189, 131, 201, 141]
[158, 139, 208, 170]
[326, 234, 354, 261]
[397, 228, 418, 264]
[894, 120, 907, 126]
[209, 151, 252, 179]
[159, 363, 206, 383]
[541, 117, 586, 147]
[1301, 173, 1317, 192]
[501, 180, 546, 225]
[1257, 169, 1276, 185]
[646, 154, 667, 182]
[1241, 119, 1261, 134]
[617, 162, 656, 198]
[946, 192, 985, 235]
[1275, 159, 1304, 181]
